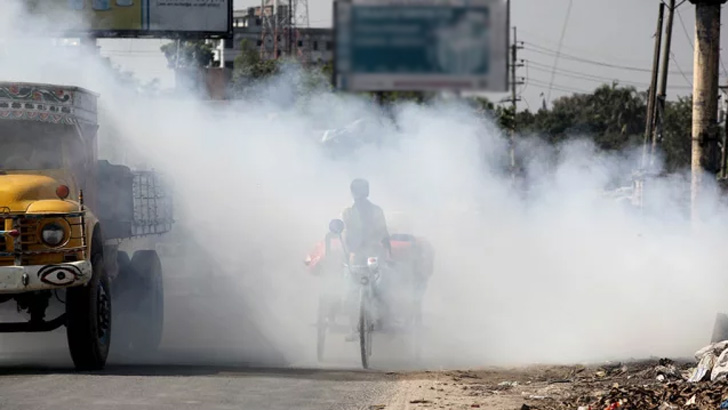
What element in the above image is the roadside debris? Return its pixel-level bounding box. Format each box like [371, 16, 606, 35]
[409, 399, 431, 404]
[688, 340, 728, 382]
[688, 353, 716, 382]
[711, 348, 728, 381]
[402, 355, 728, 410]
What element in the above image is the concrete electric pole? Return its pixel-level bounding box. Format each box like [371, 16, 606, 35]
[643, 1, 665, 170]
[689, 0, 726, 222]
[509, 27, 524, 182]
[635, 2, 665, 208]
[652, 0, 677, 166]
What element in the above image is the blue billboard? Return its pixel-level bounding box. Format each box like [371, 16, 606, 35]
[334, 0, 508, 92]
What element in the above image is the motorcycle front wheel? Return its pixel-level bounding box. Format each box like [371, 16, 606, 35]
[359, 289, 373, 369]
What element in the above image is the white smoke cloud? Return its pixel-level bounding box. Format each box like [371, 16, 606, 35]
[0, 0, 727, 370]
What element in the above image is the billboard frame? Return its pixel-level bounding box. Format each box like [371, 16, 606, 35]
[32, 0, 234, 40]
[332, 0, 508, 93]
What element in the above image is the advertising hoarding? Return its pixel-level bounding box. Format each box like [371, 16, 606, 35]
[333, 0, 508, 92]
[24, 0, 232, 38]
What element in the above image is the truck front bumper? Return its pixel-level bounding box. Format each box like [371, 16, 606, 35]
[0, 261, 93, 294]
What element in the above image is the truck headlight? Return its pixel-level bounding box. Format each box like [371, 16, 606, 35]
[41, 223, 65, 247]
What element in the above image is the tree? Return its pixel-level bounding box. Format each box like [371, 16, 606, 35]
[661, 96, 692, 172]
[160, 40, 214, 69]
[520, 83, 646, 151]
[232, 40, 278, 81]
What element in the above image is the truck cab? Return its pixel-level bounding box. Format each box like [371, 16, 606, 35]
[0, 82, 171, 371]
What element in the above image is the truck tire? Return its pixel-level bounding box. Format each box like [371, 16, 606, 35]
[66, 252, 112, 371]
[117, 251, 130, 273]
[113, 250, 164, 358]
[111, 251, 134, 356]
[128, 250, 164, 353]
[711, 313, 728, 343]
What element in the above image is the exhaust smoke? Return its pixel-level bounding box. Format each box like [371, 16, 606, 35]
[0, 0, 727, 370]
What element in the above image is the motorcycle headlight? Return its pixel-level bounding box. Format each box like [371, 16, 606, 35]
[41, 222, 66, 247]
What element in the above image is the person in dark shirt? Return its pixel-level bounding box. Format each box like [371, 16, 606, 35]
[341, 178, 391, 264]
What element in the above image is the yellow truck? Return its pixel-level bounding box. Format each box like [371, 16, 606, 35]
[0, 82, 172, 370]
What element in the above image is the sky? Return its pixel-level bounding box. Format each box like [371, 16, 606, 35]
[98, 0, 728, 110]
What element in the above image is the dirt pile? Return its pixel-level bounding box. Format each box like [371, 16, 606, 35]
[398, 359, 728, 410]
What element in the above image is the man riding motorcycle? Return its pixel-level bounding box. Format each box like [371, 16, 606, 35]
[340, 178, 392, 340]
[304, 179, 435, 342]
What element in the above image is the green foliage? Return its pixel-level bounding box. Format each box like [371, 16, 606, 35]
[320, 61, 334, 82]
[496, 105, 516, 131]
[519, 83, 647, 150]
[497, 83, 692, 172]
[160, 40, 214, 69]
[232, 40, 279, 82]
[660, 96, 693, 171]
[368, 91, 433, 105]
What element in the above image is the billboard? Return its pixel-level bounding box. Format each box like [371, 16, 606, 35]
[23, 0, 232, 38]
[333, 0, 508, 92]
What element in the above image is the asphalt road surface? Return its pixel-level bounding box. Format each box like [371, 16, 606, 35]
[0, 258, 404, 410]
[0, 364, 398, 410]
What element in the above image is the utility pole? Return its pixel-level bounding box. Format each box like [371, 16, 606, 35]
[509, 26, 524, 182]
[689, 0, 726, 223]
[635, 2, 664, 209]
[288, 0, 294, 56]
[651, 0, 676, 166]
[720, 85, 728, 179]
[642, 1, 665, 171]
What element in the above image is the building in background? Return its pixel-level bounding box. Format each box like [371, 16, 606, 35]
[214, 5, 332, 69]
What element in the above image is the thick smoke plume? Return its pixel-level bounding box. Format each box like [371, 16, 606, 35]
[1, 0, 727, 369]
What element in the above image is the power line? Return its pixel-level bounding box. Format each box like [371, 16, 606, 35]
[546, 0, 574, 104]
[676, 5, 728, 78]
[670, 51, 692, 87]
[526, 59, 693, 90]
[527, 78, 592, 94]
[676, 7, 694, 52]
[524, 41, 692, 76]
[516, 28, 655, 67]
[521, 61, 530, 109]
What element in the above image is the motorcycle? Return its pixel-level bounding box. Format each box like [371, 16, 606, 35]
[312, 218, 424, 369]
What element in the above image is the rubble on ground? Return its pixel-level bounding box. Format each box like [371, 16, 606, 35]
[402, 342, 728, 410]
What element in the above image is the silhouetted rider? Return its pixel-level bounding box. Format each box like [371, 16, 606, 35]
[341, 178, 391, 264]
[341, 178, 392, 340]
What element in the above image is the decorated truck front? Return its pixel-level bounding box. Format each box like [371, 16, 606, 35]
[0, 82, 172, 371]
[0, 85, 96, 289]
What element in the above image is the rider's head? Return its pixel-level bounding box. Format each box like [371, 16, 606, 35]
[350, 178, 369, 201]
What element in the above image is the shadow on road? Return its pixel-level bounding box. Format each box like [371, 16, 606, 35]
[0, 360, 399, 382]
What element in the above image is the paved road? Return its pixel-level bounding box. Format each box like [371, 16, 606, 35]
[0, 363, 398, 410]
[0, 262, 403, 410]
[0, 293, 399, 410]
[0, 246, 442, 410]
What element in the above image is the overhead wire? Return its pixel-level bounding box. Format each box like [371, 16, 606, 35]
[546, 0, 574, 103]
[676, 3, 728, 79]
[526, 59, 693, 90]
[526, 78, 592, 94]
[670, 52, 693, 87]
[516, 28, 653, 67]
[520, 61, 531, 110]
[676, 7, 694, 52]
[524, 41, 692, 76]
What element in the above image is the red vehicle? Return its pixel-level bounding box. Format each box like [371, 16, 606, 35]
[304, 233, 434, 281]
